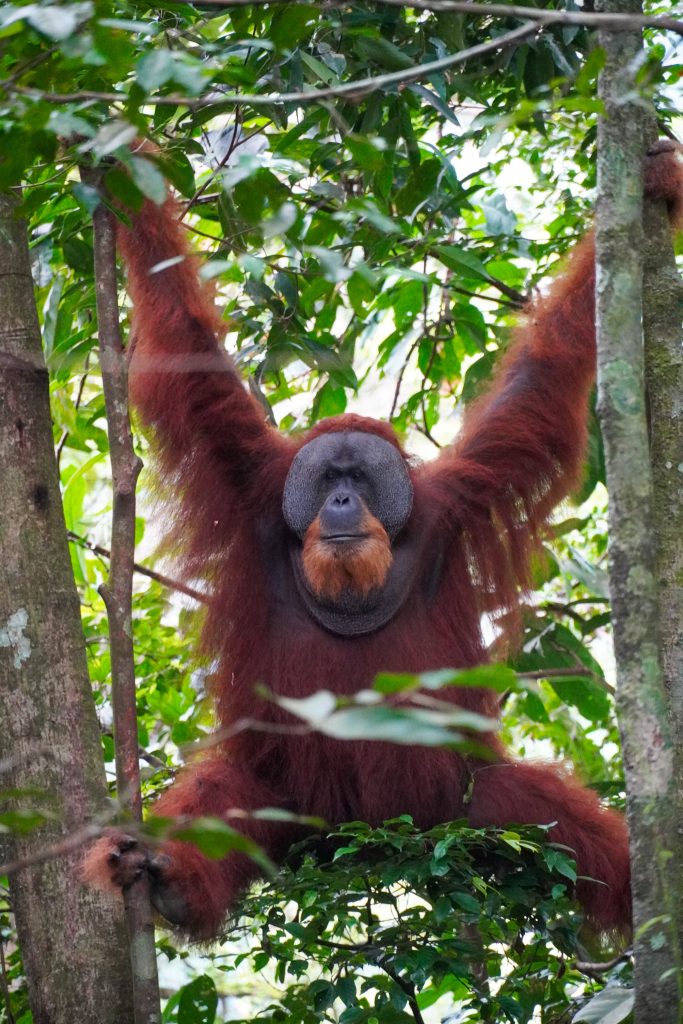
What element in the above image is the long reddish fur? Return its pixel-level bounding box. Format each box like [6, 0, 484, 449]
[83, 143, 683, 940]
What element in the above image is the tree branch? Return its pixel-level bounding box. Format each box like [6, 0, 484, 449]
[67, 529, 207, 603]
[516, 667, 598, 680]
[175, 0, 683, 34]
[575, 950, 632, 980]
[7, 22, 542, 109]
[0, 824, 106, 879]
[85, 175, 161, 1023]
[595, 1, 683, 1016]
[377, 956, 426, 1024]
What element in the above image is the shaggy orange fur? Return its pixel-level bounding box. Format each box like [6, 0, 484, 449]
[302, 509, 392, 600]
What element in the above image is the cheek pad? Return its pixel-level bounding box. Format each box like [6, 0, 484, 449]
[368, 458, 413, 539]
[282, 450, 322, 538]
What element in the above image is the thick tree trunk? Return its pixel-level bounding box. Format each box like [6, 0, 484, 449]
[642, 133, 683, 969]
[643, 182, 683, 744]
[595, 1, 683, 1017]
[0, 192, 135, 1023]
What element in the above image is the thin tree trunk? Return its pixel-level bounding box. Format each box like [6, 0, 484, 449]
[90, 190, 161, 1024]
[0, 192, 135, 1023]
[595, 0, 683, 1017]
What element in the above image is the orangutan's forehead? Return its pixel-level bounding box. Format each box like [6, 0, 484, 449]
[300, 431, 399, 465]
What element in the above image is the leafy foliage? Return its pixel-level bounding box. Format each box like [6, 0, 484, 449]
[166, 817, 631, 1024]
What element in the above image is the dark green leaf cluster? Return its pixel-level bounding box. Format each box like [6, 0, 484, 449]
[182, 817, 623, 1024]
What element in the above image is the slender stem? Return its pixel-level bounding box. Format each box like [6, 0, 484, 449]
[86, 175, 161, 1024]
[378, 957, 426, 1024]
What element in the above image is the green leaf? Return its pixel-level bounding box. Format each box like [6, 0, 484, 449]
[408, 84, 460, 128]
[451, 891, 481, 913]
[573, 986, 634, 1024]
[374, 665, 518, 696]
[301, 51, 339, 86]
[353, 34, 414, 71]
[48, 111, 94, 139]
[481, 193, 517, 235]
[269, 4, 317, 50]
[434, 244, 490, 281]
[89, 121, 137, 158]
[0, 808, 56, 834]
[346, 135, 387, 172]
[173, 817, 274, 872]
[136, 49, 175, 91]
[130, 156, 168, 205]
[561, 547, 610, 598]
[177, 975, 217, 1024]
[26, 1, 92, 40]
[543, 847, 577, 882]
[71, 183, 101, 216]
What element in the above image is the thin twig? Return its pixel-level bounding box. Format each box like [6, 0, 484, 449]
[376, 0, 683, 33]
[247, 376, 277, 426]
[378, 957, 426, 1024]
[575, 950, 632, 980]
[67, 529, 207, 603]
[139, 749, 170, 772]
[426, 251, 527, 306]
[0, 745, 52, 775]
[480, 275, 527, 306]
[98, 725, 173, 774]
[448, 283, 523, 309]
[516, 667, 596, 679]
[415, 422, 442, 448]
[0, 823, 105, 879]
[1, 45, 56, 88]
[389, 336, 421, 420]
[189, 717, 313, 756]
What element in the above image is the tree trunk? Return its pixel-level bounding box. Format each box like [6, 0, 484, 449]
[0, 192, 135, 1023]
[90, 192, 161, 1024]
[595, 0, 683, 1017]
[642, 129, 683, 959]
[643, 166, 683, 747]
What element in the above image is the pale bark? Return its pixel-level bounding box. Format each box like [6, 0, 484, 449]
[0, 193, 134, 1020]
[595, 1, 683, 1017]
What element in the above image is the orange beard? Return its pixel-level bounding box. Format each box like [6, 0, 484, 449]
[302, 510, 392, 602]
